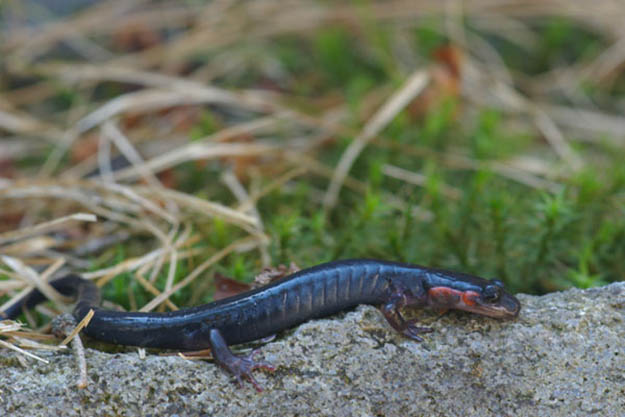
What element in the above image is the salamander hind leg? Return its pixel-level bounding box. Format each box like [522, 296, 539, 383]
[380, 277, 433, 342]
[208, 329, 275, 392]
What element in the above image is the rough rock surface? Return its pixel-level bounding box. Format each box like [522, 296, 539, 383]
[1, 283, 624, 416]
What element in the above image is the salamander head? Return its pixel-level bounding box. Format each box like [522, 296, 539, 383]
[428, 279, 521, 319]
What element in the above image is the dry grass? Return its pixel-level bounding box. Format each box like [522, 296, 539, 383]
[1, 0, 625, 365]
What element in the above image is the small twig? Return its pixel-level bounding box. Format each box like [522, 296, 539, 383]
[112, 141, 278, 183]
[323, 69, 430, 210]
[133, 271, 179, 311]
[532, 109, 583, 171]
[0, 256, 72, 307]
[58, 309, 94, 347]
[100, 121, 166, 189]
[52, 313, 91, 389]
[382, 164, 462, 200]
[0, 339, 49, 364]
[0, 212, 97, 245]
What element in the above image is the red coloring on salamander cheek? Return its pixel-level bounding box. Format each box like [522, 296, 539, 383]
[462, 291, 480, 306]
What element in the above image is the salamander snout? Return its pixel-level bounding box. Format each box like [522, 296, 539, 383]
[472, 282, 521, 319]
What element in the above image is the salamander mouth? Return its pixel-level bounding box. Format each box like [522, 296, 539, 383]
[469, 294, 521, 319]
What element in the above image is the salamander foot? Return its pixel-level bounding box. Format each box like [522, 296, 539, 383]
[223, 348, 276, 392]
[208, 328, 275, 392]
[381, 277, 432, 342]
[399, 319, 433, 342]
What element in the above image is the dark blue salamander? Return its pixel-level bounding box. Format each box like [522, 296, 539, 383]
[2, 259, 520, 391]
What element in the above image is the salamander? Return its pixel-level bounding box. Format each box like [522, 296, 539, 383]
[1, 259, 520, 391]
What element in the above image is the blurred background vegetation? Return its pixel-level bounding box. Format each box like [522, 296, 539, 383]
[1, 0, 624, 318]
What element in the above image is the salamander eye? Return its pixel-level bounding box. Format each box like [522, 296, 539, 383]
[483, 285, 501, 302]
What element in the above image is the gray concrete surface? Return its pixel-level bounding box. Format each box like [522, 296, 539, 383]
[1, 283, 624, 416]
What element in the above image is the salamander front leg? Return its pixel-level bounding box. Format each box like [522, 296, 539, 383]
[208, 329, 275, 392]
[381, 278, 433, 342]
